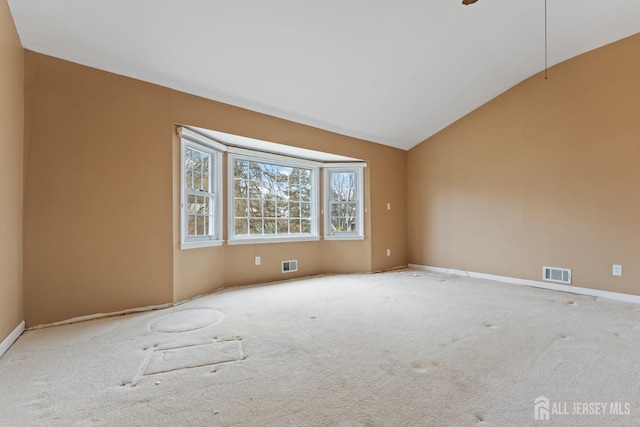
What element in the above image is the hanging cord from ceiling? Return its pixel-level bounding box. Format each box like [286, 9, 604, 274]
[462, 0, 549, 79]
[545, 0, 548, 79]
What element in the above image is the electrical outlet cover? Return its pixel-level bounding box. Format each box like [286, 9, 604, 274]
[613, 264, 622, 276]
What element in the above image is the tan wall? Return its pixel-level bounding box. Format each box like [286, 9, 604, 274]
[24, 52, 407, 326]
[407, 33, 640, 296]
[0, 0, 24, 342]
[369, 150, 407, 271]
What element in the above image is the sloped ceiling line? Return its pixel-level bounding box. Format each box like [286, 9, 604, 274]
[8, 0, 640, 150]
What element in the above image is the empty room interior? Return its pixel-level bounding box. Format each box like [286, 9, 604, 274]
[2, 0, 640, 425]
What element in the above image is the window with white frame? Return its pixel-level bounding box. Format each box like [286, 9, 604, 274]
[324, 166, 364, 239]
[229, 151, 319, 243]
[179, 128, 224, 248]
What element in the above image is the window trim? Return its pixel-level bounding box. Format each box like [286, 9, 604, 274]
[227, 150, 320, 244]
[179, 132, 224, 249]
[323, 165, 365, 240]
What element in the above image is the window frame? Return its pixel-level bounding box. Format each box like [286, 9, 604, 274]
[179, 128, 225, 249]
[324, 164, 365, 240]
[227, 147, 321, 245]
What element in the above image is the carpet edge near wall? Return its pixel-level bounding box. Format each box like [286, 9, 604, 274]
[407, 264, 640, 305]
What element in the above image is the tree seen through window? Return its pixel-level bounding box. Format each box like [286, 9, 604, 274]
[233, 159, 313, 237]
[328, 171, 357, 233]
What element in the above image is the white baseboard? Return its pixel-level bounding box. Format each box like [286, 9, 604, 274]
[408, 264, 640, 305]
[0, 321, 25, 359]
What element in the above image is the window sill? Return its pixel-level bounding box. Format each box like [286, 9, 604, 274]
[180, 239, 224, 250]
[324, 235, 365, 241]
[227, 236, 320, 245]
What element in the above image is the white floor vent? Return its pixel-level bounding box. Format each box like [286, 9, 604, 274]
[543, 266, 571, 284]
[282, 260, 298, 273]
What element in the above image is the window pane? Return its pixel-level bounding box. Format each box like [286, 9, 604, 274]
[235, 199, 248, 217]
[202, 156, 210, 174]
[277, 201, 289, 218]
[234, 180, 247, 198]
[290, 203, 300, 218]
[194, 151, 203, 173]
[186, 171, 194, 190]
[331, 203, 340, 218]
[277, 219, 289, 234]
[264, 219, 276, 235]
[193, 172, 202, 191]
[249, 182, 262, 199]
[249, 218, 262, 235]
[188, 215, 196, 235]
[185, 148, 194, 170]
[201, 173, 210, 192]
[300, 186, 311, 202]
[347, 203, 357, 218]
[330, 172, 356, 201]
[196, 216, 205, 235]
[249, 200, 263, 217]
[249, 163, 262, 181]
[301, 203, 311, 218]
[203, 216, 210, 235]
[235, 219, 248, 235]
[187, 195, 196, 214]
[301, 220, 311, 233]
[264, 200, 276, 218]
[198, 196, 210, 215]
[300, 169, 311, 182]
[290, 185, 300, 201]
[236, 160, 249, 176]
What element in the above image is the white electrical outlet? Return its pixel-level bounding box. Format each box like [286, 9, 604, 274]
[255, 256, 261, 266]
[613, 264, 622, 276]
[387, 203, 391, 210]
[386, 249, 391, 256]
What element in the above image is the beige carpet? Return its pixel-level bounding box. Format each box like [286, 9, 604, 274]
[1, 270, 639, 426]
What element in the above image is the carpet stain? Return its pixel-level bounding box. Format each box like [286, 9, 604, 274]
[6, 352, 28, 362]
[411, 361, 428, 374]
[379, 363, 396, 375]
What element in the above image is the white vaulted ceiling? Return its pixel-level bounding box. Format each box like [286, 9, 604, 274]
[7, 0, 640, 150]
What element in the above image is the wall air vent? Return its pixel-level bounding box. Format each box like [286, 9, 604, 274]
[282, 260, 298, 273]
[542, 266, 571, 284]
